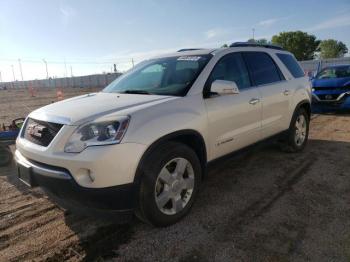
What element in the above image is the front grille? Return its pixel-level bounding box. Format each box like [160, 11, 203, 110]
[23, 118, 63, 147]
[317, 94, 339, 100]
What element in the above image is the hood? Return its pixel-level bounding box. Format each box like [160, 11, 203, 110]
[29, 92, 176, 125]
[312, 77, 350, 88]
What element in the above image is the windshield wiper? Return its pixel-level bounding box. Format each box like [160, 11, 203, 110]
[122, 90, 153, 95]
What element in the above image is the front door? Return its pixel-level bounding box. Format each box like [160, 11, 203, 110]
[204, 52, 262, 160]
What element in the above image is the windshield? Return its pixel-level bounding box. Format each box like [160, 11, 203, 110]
[103, 55, 211, 96]
[316, 65, 350, 79]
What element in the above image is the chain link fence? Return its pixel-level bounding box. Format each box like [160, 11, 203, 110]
[299, 57, 350, 75]
[0, 72, 122, 90]
[1, 57, 350, 90]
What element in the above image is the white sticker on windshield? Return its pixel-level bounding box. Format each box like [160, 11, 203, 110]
[177, 56, 201, 61]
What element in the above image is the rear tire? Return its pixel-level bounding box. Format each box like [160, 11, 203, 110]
[280, 107, 309, 153]
[136, 142, 201, 227]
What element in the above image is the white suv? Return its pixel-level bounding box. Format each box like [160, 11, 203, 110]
[15, 43, 311, 226]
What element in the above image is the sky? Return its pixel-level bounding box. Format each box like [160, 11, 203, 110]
[0, 0, 350, 82]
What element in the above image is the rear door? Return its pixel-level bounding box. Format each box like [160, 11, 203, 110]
[242, 52, 290, 138]
[204, 52, 262, 159]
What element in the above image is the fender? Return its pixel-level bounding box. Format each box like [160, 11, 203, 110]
[289, 99, 311, 126]
[133, 129, 207, 186]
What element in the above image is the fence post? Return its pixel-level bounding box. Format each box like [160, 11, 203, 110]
[29, 81, 35, 97]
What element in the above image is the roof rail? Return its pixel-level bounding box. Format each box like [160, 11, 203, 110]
[177, 48, 203, 52]
[229, 42, 284, 50]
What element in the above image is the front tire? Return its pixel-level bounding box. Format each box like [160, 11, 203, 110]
[136, 142, 201, 227]
[281, 107, 309, 152]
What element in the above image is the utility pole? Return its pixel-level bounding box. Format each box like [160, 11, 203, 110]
[70, 66, 73, 77]
[0, 71, 2, 82]
[252, 28, 255, 41]
[18, 59, 24, 81]
[43, 59, 49, 79]
[64, 59, 68, 77]
[132, 58, 135, 68]
[11, 65, 16, 81]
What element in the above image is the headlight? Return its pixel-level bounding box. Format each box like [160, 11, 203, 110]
[64, 116, 130, 153]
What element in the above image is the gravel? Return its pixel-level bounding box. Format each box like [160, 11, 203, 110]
[1, 109, 350, 261]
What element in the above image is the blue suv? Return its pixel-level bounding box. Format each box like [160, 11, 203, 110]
[312, 65, 350, 112]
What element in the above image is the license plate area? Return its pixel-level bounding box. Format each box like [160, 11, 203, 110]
[17, 162, 34, 187]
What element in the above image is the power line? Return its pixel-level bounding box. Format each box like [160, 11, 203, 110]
[0, 57, 139, 81]
[0, 57, 138, 64]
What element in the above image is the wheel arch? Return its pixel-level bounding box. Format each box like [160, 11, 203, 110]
[290, 100, 311, 126]
[133, 129, 207, 185]
[296, 100, 311, 119]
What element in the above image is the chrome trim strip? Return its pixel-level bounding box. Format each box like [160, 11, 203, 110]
[29, 112, 71, 125]
[15, 150, 71, 180]
[312, 92, 350, 102]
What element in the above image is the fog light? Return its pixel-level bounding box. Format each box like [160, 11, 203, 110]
[76, 168, 94, 184]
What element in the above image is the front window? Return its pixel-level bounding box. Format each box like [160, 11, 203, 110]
[103, 55, 211, 96]
[316, 66, 350, 79]
[206, 53, 251, 90]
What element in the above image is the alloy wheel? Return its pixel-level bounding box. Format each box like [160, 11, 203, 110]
[154, 158, 195, 215]
[295, 114, 307, 146]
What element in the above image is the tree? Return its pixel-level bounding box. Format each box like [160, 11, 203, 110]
[247, 38, 269, 45]
[318, 39, 348, 59]
[221, 44, 228, 48]
[271, 31, 320, 60]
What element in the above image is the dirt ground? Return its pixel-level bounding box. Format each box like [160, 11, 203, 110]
[1, 90, 350, 261]
[0, 87, 102, 125]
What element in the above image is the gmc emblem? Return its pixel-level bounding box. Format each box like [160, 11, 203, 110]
[27, 124, 47, 138]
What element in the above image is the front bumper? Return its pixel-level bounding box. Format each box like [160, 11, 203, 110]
[16, 131, 147, 188]
[312, 92, 350, 112]
[15, 150, 136, 211]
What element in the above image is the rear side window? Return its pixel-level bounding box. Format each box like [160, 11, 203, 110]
[277, 53, 305, 78]
[207, 53, 251, 90]
[243, 52, 283, 86]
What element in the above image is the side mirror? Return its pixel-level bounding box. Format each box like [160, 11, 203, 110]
[211, 80, 240, 95]
[306, 71, 314, 80]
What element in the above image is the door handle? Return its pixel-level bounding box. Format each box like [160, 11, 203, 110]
[249, 98, 260, 105]
[283, 90, 290, 96]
